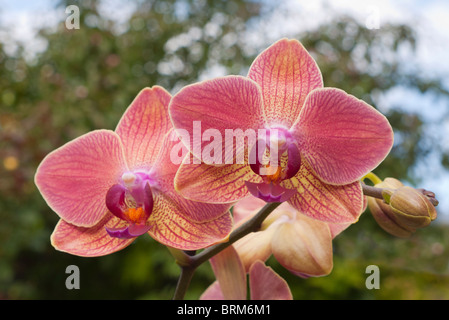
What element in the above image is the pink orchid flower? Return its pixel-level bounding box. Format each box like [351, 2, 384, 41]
[200, 245, 292, 300]
[35, 87, 232, 257]
[169, 38, 393, 224]
[231, 196, 351, 278]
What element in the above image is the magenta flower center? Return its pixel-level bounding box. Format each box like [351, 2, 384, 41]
[250, 127, 301, 184]
[104, 171, 155, 239]
[246, 127, 301, 202]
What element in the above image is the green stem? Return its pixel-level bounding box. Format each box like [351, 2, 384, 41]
[363, 172, 382, 185]
[171, 202, 282, 300]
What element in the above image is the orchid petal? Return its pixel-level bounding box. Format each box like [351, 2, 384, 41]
[210, 246, 247, 300]
[249, 261, 293, 300]
[233, 227, 276, 272]
[146, 131, 232, 248]
[144, 132, 233, 249]
[152, 131, 237, 221]
[200, 281, 225, 300]
[169, 75, 266, 163]
[282, 160, 363, 223]
[248, 38, 323, 128]
[328, 222, 352, 238]
[175, 160, 262, 204]
[50, 213, 134, 257]
[148, 190, 232, 250]
[232, 196, 267, 226]
[271, 216, 333, 277]
[35, 130, 127, 227]
[115, 86, 172, 170]
[292, 88, 394, 185]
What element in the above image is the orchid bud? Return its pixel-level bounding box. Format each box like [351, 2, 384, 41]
[368, 178, 438, 238]
[368, 196, 415, 238]
[382, 186, 437, 229]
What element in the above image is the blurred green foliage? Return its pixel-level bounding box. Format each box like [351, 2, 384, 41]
[1, 0, 449, 299]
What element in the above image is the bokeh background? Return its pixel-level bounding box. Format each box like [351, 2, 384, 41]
[1, 0, 449, 299]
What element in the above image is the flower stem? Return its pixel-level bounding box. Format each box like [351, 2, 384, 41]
[361, 183, 385, 200]
[171, 201, 282, 300]
[172, 265, 196, 300]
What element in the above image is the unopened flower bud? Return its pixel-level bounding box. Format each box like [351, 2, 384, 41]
[368, 178, 438, 238]
[383, 186, 437, 229]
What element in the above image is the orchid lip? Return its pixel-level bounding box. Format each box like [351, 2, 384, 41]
[105, 171, 155, 239]
[249, 127, 301, 183]
[105, 223, 151, 239]
[245, 181, 295, 203]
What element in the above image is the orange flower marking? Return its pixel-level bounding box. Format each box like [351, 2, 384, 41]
[124, 207, 146, 224]
[263, 164, 283, 184]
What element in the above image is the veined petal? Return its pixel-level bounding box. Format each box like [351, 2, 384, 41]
[232, 196, 267, 226]
[249, 261, 293, 300]
[148, 190, 232, 250]
[50, 213, 134, 257]
[248, 38, 323, 128]
[283, 159, 363, 223]
[210, 246, 247, 300]
[328, 222, 352, 238]
[152, 130, 239, 219]
[35, 130, 127, 227]
[233, 227, 276, 272]
[292, 88, 394, 185]
[147, 131, 233, 249]
[200, 281, 225, 300]
[169, 75, 266, 163]
[271, 216, 333, 277]
[115, 86, 172, 170]
[175, 159, 262, 204]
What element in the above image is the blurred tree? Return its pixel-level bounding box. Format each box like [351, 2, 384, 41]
[1, 0, 449, 299]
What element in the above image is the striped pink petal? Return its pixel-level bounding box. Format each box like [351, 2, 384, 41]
[152, 130, 236, 220]
[209, 246, 247, 300]
[115, 86, 172, 170]
[51, 213, 134, 257]
[169, 75, 266, 163]
[175, 161, 262, 203]
[35, 130, 127, 227]
[147, 131, 233, 249]
[249, 261, 293, 300]
[282, 160, 363, 223]
[200, 281, 225, 300]
[148, 190, 232, 250]
[292, 88, 394, 185]
[248, 38, 323, 128]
